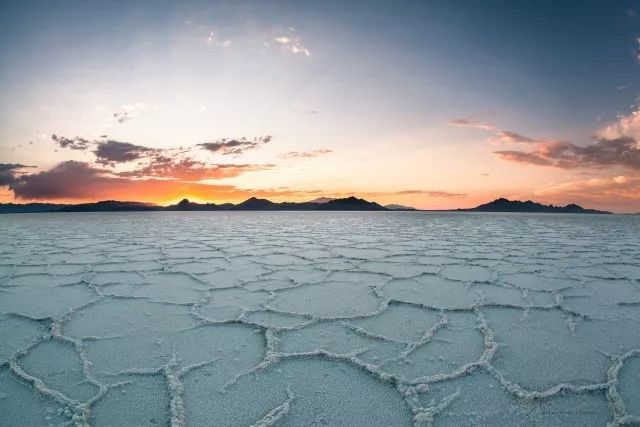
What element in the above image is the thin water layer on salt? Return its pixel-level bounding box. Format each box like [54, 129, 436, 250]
[0, 211, 639, 426]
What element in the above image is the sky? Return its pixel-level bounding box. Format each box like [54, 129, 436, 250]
[1, 0, 639, 212]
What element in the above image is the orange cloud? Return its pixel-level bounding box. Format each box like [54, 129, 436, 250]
[495, 137, 640, 169]
[7, 161, 299, 204]
[533, 174, 640, 212]
[117, 158, 273, 181]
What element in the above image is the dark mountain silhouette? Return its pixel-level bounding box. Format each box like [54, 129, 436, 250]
[461, 198, 610, 214]
[165, 196, 388, 211]
[56, 200, 158, 212]
[0, 196, 611, 214]
[0, 202, 64, 214]
[165, 199, 220, 211]
[235, 197, 277, 210]
[0, 196, 389, 213]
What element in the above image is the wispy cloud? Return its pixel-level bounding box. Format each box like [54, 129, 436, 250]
[198, 136, 272, 155]
[392, 190, 467, 198]
[205, 30, 232, 48]
[598, 108, 640, 141]
[490, 130, 536, 144]
[273, 28, 311, 56]
[279, 149, 332, 159]
[112, 103, 154, 124]
[52, 134, 92, 150]
[118, 158, 272, 181]
[533, 174, 640, 206]
[448, 117, 494, 131]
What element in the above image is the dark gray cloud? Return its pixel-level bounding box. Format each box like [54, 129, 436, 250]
[53, 134, 274, 162]
[93, 140, 157, 165]
[51, 134, 92, 150]
[9, 161, 112, 199]
[0, 163, 34, 186]
[7, 160, 291, 201]
[495, 137, 640, 169]
[52, 135, 158, 165]
[198, 136, 272, 155]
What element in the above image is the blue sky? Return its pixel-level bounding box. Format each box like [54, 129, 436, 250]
[1, 0, 639, 211]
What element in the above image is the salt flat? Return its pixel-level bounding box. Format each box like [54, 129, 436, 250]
[0, 211, 639, 426]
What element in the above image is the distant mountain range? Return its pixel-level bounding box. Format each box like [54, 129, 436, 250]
[459, 198, 611, 214]
[0, 196, 611, 214]
[0, 196, 390, 213]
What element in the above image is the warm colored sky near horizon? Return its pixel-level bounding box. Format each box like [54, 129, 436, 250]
[1, 0, 640, 212]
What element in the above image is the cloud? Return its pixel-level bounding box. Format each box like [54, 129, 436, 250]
[93, 140, 157, 165]
[495, 137, 640, 169]
[392, 190, 467, 198]
[198, 136, 272, 155]
[113, 111, 134, 124]
[448, 117, 494, 131]
[7, 161, 301, 203]
[52, 134, 92, 150]
[489, 109, 640, 171]
[10, 161, 113, 199]
[112, 103, 152, 124]
[490, 131, 536, 144]
[598, 108, 640, 141]
[205, 30, 232, 48]
[53, 133, 272, 160]
[0, 163, 35, 186]
[118, 157, 272, 181]
[533, 174, 640, 207]
[273, 29, 310, 56]
[494, 150, 554, 166]
[279, 149, 332, 159]
[48, 134, 277, 181]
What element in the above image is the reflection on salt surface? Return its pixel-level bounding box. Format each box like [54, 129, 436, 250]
[0, 211, 639, 426]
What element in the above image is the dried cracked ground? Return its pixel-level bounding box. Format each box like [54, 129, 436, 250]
[0, 212, 639, 426]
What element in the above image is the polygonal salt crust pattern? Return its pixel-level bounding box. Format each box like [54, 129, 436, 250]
[0, 211, 639, 425]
